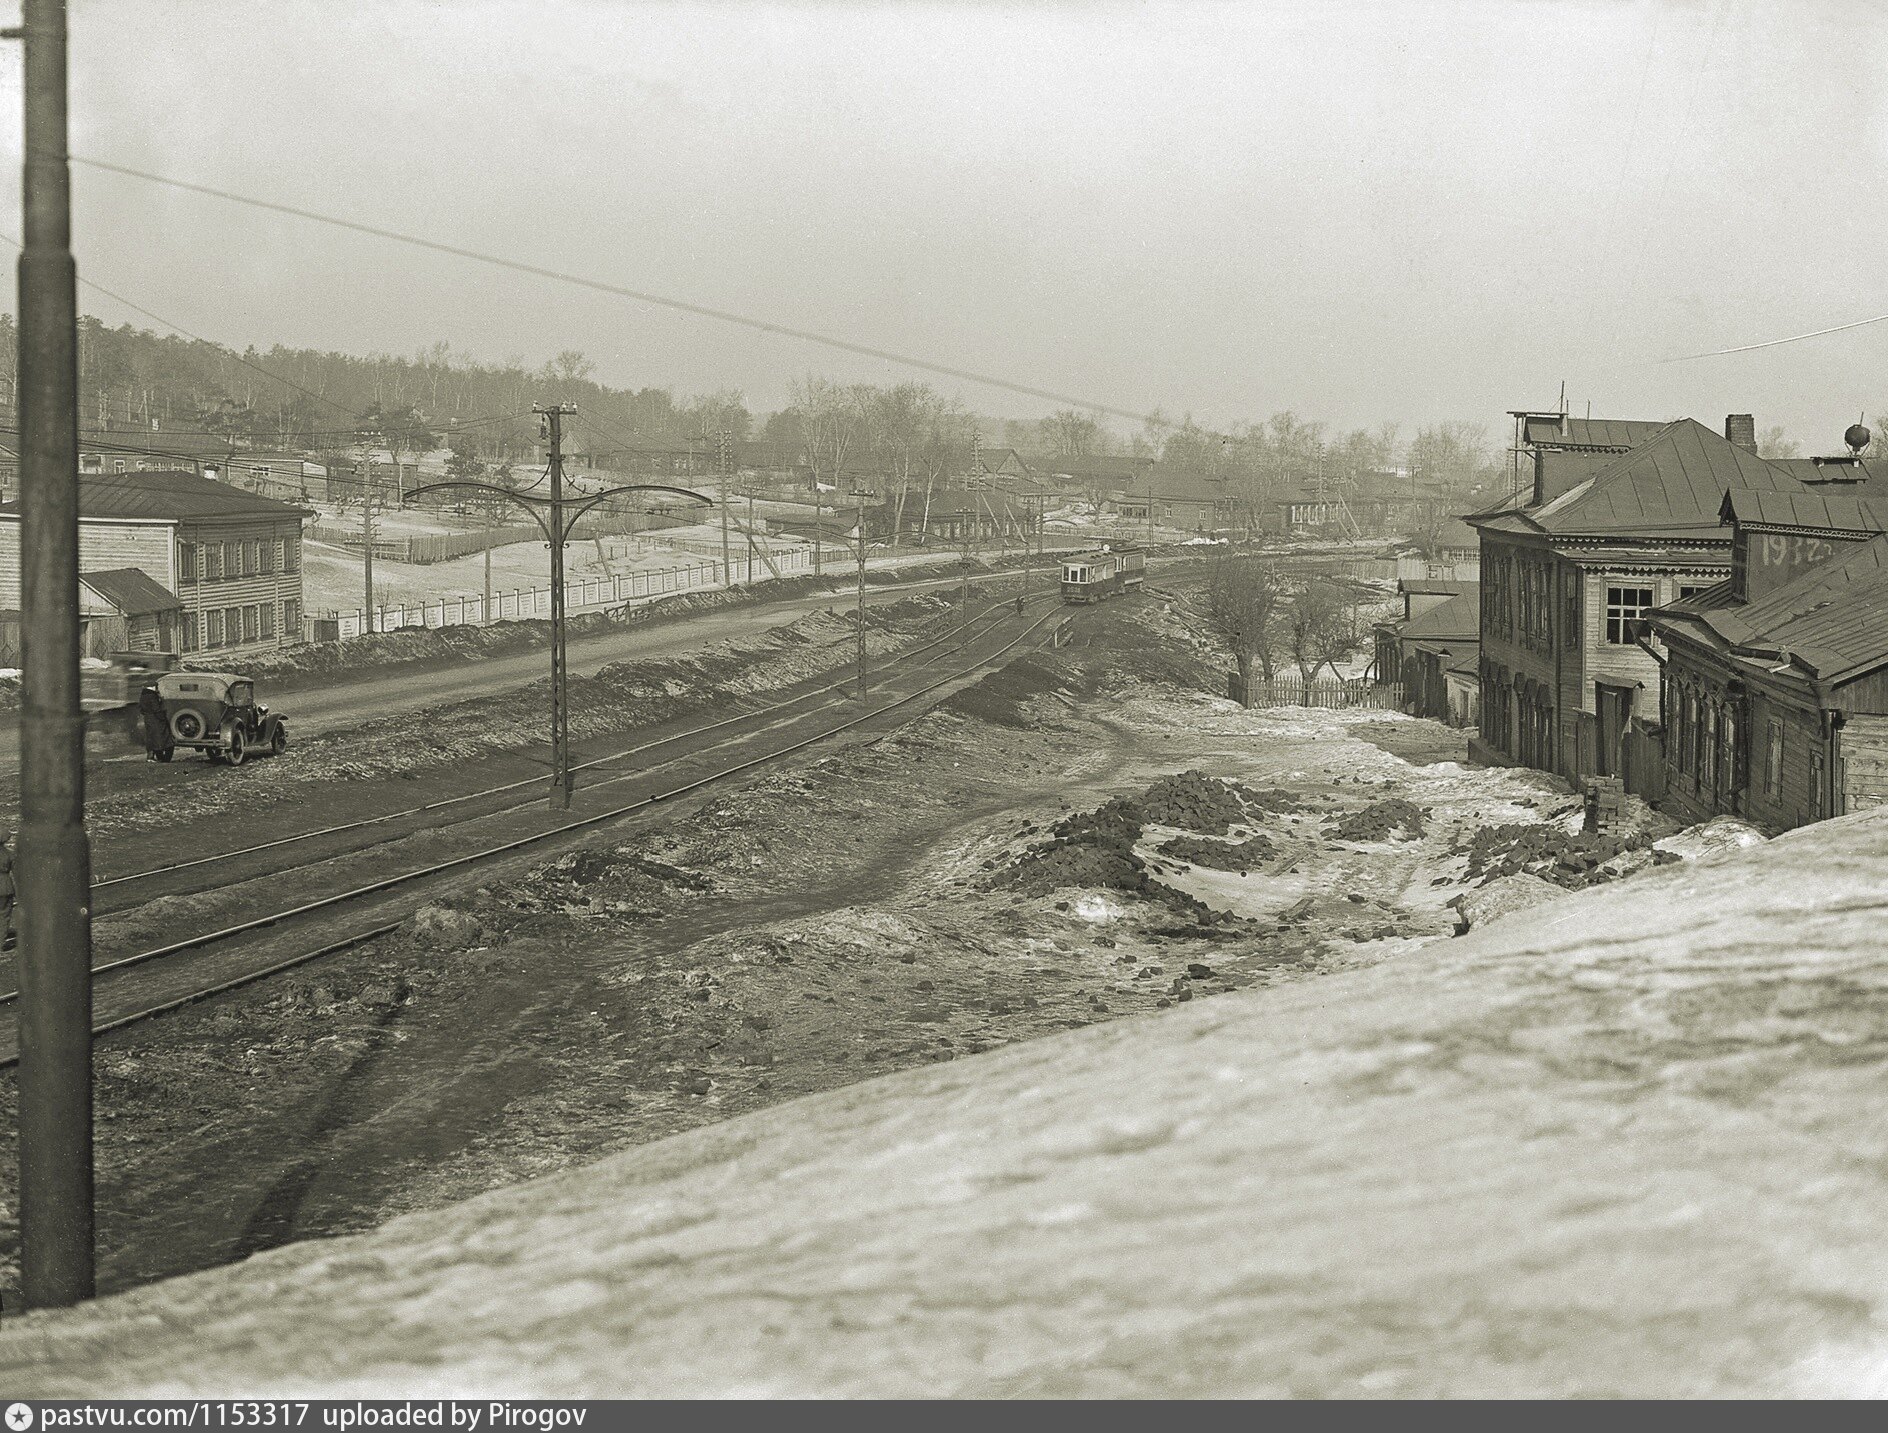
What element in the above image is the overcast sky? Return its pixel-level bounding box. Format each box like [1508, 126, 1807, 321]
[0, 0, 1883, 445]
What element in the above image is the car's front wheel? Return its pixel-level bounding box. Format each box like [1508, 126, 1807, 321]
[224, 725, 246, 766]
[270, 723, 287, 756]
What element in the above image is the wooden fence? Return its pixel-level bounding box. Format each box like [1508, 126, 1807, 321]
[1228, 671, 1407, 710]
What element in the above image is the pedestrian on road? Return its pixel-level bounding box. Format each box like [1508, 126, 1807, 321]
[0, 830, 15, 952]
[138, 683, 169, 759]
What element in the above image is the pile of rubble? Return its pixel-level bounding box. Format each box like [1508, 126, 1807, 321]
[1326, 798, 1427, 843]
[1156, 833, 1277, 871]
[1456, 821, 1677, 889]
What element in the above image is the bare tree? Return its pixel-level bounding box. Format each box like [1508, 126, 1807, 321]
[1201, 552, 1291, 690]
[1287, 580, 1358, 681]
[1757, 424, 1800, 460]
[1041, 407, 1103, 458]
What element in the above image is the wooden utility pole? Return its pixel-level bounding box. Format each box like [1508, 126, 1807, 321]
[12, 0, 96, 1307]
[359, 437, 378, 634]
[716, 429, 733, 588]
[538, 403, 577, 808]
[482, 543, 493, 625]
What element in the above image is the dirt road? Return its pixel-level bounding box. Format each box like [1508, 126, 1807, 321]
[0, 569, 1011, 775]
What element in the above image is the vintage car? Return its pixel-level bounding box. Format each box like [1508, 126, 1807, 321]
[144, 671, 287, 765]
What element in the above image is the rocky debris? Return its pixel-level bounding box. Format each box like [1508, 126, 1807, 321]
[1326, 798, 1427, 842]
[1156, 833, 1277, 871]
[1137, 770, 1264, 834]
[1457, 822, 1662, 890]
[1453, 873, 1567, 930]
[403, 903, 484, 948]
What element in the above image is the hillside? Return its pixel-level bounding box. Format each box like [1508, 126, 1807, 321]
[1, 799, 1882, 1397]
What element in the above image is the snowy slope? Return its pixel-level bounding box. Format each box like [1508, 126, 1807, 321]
[4, 809, 1888, 1397]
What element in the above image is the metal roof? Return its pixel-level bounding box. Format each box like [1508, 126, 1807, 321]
[0, 469, 312, 522]
[1524, 419, 1798, 538]
[1521, 415, 1667, 450]
[1694, 535, 1888, 683]
[1398, 591, 1479, 642]
[79, 567, 181, 617]
[1720, 488, 1884, 534]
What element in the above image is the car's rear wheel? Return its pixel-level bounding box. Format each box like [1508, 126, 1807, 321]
[270, 723, 287, 756]
[225, 725, 246, 766]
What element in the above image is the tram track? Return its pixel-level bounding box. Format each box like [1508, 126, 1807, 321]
[0, 597, 1072, 1061]
[83, 590, 1033, 906]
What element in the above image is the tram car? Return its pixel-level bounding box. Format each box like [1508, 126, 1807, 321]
[1060, 544, 1146, 604]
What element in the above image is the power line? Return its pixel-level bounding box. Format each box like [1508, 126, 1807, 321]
[72, 155, 1186, 432]
[0, 231, 542, 438]
[1659, 311, 1888, 364]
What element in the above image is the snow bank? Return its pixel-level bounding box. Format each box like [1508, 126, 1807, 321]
[5, 807, 1887, 1396]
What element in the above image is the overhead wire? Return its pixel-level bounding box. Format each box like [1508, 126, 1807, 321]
[0, 229, 543, 440]
[71, 155, 1198, 435]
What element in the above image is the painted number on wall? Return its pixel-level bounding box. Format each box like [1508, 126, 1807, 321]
[1761, 534, 1831, 568]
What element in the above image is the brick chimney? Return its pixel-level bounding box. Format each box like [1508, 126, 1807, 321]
[1725, 414, 1757, 453]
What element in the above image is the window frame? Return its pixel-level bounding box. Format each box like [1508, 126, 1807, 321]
[1605, 584, 1655, 645]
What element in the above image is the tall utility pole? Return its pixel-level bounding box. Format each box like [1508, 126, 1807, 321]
[716, 429, 733, 588]
[13, 0, 96, 1307]
[358, 434, 379, 635]
[409, 459, 711, 814]
[539, 403, 577, 808]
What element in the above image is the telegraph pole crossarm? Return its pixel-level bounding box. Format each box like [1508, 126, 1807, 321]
[407, 468, 712, 810]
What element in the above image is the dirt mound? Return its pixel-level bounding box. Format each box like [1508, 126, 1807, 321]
[942, 652, 1070, 729]
[1156, 833, 1277, 871]
[979, 773, 1267, 920]
[1327, 798, 1426, 842]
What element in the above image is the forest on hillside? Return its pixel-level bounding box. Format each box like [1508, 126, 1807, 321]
[0, 315, 754, 466]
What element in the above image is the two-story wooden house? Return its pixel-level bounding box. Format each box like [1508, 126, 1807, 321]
[1467, 416, 1801, 782]
[1649, 487, 1888, 829]
[0, 469, 311, 658]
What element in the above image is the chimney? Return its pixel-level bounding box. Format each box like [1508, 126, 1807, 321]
[1725, 414, 1757, 453]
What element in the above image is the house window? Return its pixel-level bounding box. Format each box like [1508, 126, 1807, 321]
[225, 607, 241, 645]
[205, 544, 224, 581]
[259, 603, 274, 639]
[179, 542, 198, 582]
[182, 613, 198, 654]
[259, 540, 275, 576]
[242, 605, 259, 642]
[1679, 583, 1712, 601]
[246, 541, 260, 577]
[285, 537, 301, 574]
[1766, 719, 1783, 795]
[284, 598, 301, 637]
[1605, 585, 1654, 644]
[206, 609, 225, 648]
[1564, 576, 1579, 640]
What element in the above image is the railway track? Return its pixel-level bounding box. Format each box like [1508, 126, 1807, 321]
[83, 590, 1035, 912]
[0, 595, 1073, 1061]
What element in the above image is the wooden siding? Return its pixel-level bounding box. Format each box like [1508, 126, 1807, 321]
[1838, 715, 1888, 815]
[0, 515, 175, 607]
[174, 517, 306, 656]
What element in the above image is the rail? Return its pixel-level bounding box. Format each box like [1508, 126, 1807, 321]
[0, 597, 1068, 1057]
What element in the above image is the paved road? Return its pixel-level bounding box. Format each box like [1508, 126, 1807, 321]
[0, 570, 1021, 774]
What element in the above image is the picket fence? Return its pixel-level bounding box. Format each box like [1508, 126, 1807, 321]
[1228, 671, 1407, 711]
[325, 546, 822, 641]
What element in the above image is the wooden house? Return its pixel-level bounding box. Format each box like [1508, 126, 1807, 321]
[1648, 488, 1888, 829]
